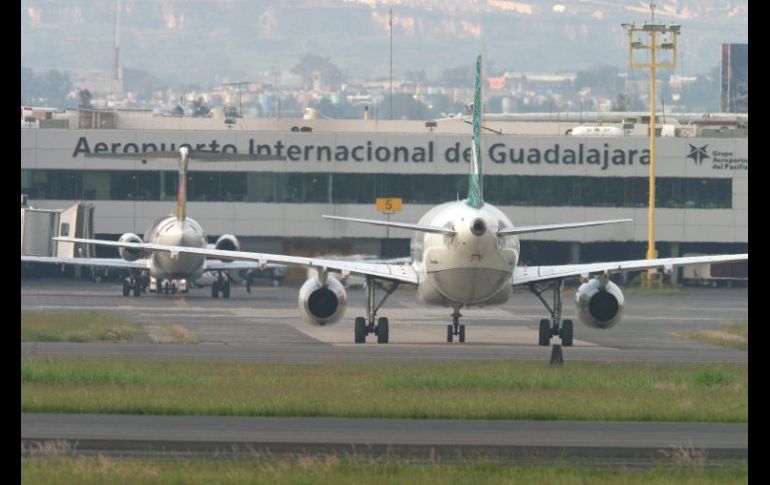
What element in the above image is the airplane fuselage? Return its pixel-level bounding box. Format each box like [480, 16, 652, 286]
[411, 201, 520, 307]
[143, 215, 207, 280]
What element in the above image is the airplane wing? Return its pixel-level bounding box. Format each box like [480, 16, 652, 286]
[512, 254, 748, 286]
[205, 260, 286, 271]
[54, 238, 419, 285]
[21, 255, 148, 270]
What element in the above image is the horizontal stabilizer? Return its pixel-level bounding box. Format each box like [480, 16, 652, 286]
[499, 219, 632, 236]
[323, 215, 457, 235]
[85, 151, 285, 161]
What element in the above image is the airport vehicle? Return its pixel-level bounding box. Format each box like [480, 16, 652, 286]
[22, 147, 286, 299]
[57, 56, 748, 352]
[681, 253, 748, 288]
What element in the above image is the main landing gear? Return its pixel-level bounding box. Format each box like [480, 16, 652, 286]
[446, 306, 466, 343]
[211, 271, 231, 299]
[529, 279, 573, 365]
[160, 279, 179, 294]
[122, 273, 142, 298]
[354, 277, 398, 344]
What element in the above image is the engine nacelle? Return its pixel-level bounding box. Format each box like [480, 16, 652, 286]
[118, 233, 143, 262]
[214, 234, 240, 252]
[213, 234, 240, 263]
[575, 278, 625, 329]
[298, 275, 347, 326]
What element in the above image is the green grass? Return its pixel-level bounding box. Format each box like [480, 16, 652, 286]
[624, 286, 689, 297]
[21, 359, 748, 422]
[677, 321, 748, 351]
[21, 311, 145, 343]
[20, 456, 749, 484]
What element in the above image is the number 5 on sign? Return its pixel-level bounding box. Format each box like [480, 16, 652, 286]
[376, 198, 402, 213]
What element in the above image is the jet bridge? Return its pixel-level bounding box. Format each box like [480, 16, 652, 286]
[21, 196, 95, 258]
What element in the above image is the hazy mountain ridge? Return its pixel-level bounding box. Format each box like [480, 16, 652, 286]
[22, 0, 747, 84]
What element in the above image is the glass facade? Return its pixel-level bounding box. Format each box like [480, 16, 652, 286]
[20, 170, 733, 209]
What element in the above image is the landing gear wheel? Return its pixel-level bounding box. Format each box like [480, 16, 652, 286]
[222, 281, 230, 299]
[560, 319, 574, 347]
[377, 317, 389, 344]
[171, 283, 177, 294]
[212, 281, 219, 298]
[459, 324, 466, 343]
[132, 278, 141, 297]
[447, 325, 453, 343]
[538, 319, 551, 346]
[122, 279, 130, 297]
[354, 317, 367, 344]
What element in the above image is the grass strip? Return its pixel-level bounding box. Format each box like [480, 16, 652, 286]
[677, 321, 748, 351]
[624, 287, 690, 297]
[20, 456, 748, 485]
[21, 311, 145, 343]
[21, 359, 747, 422]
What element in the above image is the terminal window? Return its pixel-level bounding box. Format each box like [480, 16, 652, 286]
[21, 170, 733, 210]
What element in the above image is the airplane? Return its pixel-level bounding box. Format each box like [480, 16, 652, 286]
[22, 147, 286, 299]
[56, 55, 748, 355]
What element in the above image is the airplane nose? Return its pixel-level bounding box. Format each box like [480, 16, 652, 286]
[470, 218, 486, 236]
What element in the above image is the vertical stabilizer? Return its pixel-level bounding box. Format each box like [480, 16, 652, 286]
[176, 147, 189, 221]
[466, 55, 484, 209]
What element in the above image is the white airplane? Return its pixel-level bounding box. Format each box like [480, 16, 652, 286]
[22, 147, 285, 299]
[56, 55, 748, 352]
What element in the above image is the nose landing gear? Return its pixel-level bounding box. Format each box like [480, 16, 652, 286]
[446, 307, 466, 343]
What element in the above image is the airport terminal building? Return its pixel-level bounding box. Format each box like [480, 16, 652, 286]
[21, 111, 747, 267]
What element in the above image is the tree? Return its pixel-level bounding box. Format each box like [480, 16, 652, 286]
[191, 97, 211, 117]
[575, 65, 621, 97]
[123, 68, 167, 101]
[681, 65, 720, 112]
[291, 54, 343, 91]
[21, 67, 73, 107]
[611, 94, 630, 112]
[381, 93, 428, 120]
[309, 97, 361, 119]
[78, 89, 93, 109]
[440, 65, 474, 87]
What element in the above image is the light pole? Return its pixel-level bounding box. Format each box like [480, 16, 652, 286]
[389, 8, 393, 120]
[622, 7, 680, 287]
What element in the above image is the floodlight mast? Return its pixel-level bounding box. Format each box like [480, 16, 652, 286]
[622, 4, 680, 287]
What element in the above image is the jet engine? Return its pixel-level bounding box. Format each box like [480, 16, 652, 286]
[575, 277, 625, 329]
[298, 275, 347, 326]
[213, 234, 240, 263]
[214, 234, 240, 252]
[118, 233, 144, 262]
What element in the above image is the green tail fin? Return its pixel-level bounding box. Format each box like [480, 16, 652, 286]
[176, 147, 189, 221]
[466, 54, 484, 209]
